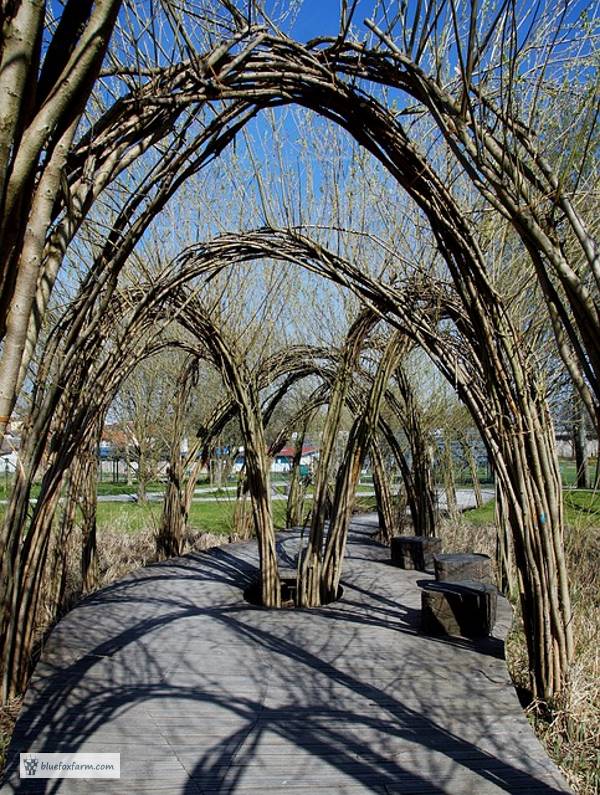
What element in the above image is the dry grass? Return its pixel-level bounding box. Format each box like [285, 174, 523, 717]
[439, 514, 600, 795]
[96, 527, 227, 586]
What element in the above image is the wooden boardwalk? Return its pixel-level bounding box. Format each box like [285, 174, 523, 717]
[2, 517, 571, 794]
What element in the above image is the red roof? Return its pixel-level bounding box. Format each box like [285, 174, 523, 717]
[276, 445, 318, 458]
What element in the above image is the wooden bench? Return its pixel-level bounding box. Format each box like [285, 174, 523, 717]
[420, 580, 498, 638]
[390, 535, 442, 572]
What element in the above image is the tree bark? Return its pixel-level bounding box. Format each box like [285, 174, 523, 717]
[80, 429, 99, 594]
[285, 420, 309, 529]
[461, 436, 483, 509]
[495, 480, 516, 599]
[442, 432, 458, 519]
[573, 390, 589, 489]
[157, 362, 197, 561]
[370, 439, 397, 543]
[388, 374, 437, 536]
[321, 333, 407, 602]
[299, 311, 377, 607]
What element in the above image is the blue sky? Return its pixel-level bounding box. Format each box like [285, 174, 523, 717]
[291, 1, 349, 40]
[286, 1, 379, 41]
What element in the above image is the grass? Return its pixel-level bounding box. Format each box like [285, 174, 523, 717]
[353, 495, 378, 513]
[94, 497, 295, 537]
[460, 489, 600, 530]
[96, 480, 164, 496]
[563, 489, 600, 523]
[460, 499, 495, 525]
[559, 458, 598, 487]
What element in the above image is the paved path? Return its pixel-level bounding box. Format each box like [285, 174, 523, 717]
[1, 484, 495, 507]
[2, 517, 569, 794]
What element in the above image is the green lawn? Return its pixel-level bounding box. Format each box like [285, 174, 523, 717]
[462, 489, 600, 529]
[558, 458, 597, 487]
[461, 500, 495, 526]
[3, 477, 597, 536]
[563, 489, 600, 526]
[95, 497, 298, 536]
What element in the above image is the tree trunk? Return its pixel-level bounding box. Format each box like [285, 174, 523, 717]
[442, 432, 458, 518]
[573, 391, 589, 489]
[245, 439, 280, 606]
[0, 461, 65, 701]
[321, 333, 406, 601]
[495, 480, 516, 599]
[379, 418, 419, 532]
[232, 471, 253, 540]
[80, 439, 99, 594]
[48, 467, 80, 616]
[286, 421, 308, 529]
[370, 439, 397, 543]
[496, 413, 573, 700]
[462, 437, 483, 508]
[157, 460, 186, 560]
[175, 301, 282, 607]
[156, 365, 197, 561]
[136, 448, 147, 503]
[388, 375, 437, 536]
[125, 446, 132, 485]
[299, 311, 377, 607]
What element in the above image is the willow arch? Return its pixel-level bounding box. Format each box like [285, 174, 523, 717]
[151, 228, 575, 698]
[1, 213, 574, 700]
[0, 27, 578, 696]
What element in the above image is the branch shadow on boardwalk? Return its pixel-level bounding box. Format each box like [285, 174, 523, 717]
[1, 527, 570, 794]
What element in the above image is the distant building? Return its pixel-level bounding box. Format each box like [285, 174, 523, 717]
[271, 444, 319, 473]
[234, 445, 319, 474]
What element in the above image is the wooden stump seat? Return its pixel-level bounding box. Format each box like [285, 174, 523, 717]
[420, 580, 498, 639]
[390, 535, 442, 571]
[433, 552, 493, 585]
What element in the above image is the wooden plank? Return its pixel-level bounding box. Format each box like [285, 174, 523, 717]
[1, 518, 572, 794]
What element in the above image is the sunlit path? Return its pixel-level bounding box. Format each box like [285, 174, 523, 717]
[2, 518, 570, 794]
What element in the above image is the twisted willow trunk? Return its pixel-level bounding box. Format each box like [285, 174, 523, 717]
[441, 432, 458, 519]
[495, 481, 516, 599]
[387, 378, 436, 537]
[48, 467, 80, 617]
[321, 333, 406, 603]
[157, 364, 197, 561]
[158, 442, 205, 560]
[460, 436, 483, 509]
[80, 435, 99, 595]
[370, 440, 396, 544]
[158, 460, 187, 561]
[299, 311, 376, 607]
[181, 302, 281, 608]
[230, 470, 252, 540]
[244, 439, 280, 607]
[572, 390, 589, 490]
[494, 406, 572, 699]
[378, 417, 419, 532]
[285, 419, 308, 529]
[0, 426, 69, 700]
